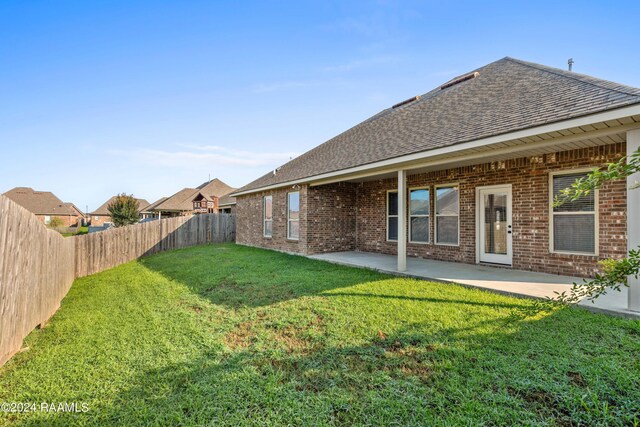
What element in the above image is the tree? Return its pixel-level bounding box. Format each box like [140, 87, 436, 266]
[552, 147, 640, 305]
[107, 194, 140, 227]
[48, 217, 64, 228]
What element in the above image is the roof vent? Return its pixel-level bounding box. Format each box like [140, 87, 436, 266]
[440, 71, 479, 90]
[392, 95, 421, 109]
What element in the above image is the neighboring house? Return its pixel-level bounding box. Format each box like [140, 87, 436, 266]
[217, 194, 236, 214]
[90, 196, 150, 226]
[149, 179, 236, 218]
[141, 197, 169, 220]
[232, 57, 640, 299]
[2, 187, 84, 227]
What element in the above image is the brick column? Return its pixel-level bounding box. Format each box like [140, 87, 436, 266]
[398, 170, 407, 271]
[628, 129, 640, 311]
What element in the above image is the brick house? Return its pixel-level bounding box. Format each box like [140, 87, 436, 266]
[3, 187, 84, 227]
[149, 178, 236, 218]
[232, 57, 640, 309]
[90, 196, 150, 226]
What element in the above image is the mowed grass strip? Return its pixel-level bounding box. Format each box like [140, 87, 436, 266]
[1, 243, 639, 426]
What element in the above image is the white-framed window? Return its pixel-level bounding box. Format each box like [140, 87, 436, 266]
[435, 185, 459, 245]
[287, 192, 300, 240]
[549, 170, 598, 255]
[387, 190, 398, 241]
[263, 195, 273, 237]
[409, 188, 430, 243]
[44, 215, 51, 225]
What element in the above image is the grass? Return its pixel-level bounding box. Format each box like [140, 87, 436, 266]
[60, 226, 89, 237]
[1, 244, 639, 426]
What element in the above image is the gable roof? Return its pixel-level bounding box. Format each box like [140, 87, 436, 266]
[143, 197, 169, 212]
[236, 57, 640, 194]
[152, 179, 236, 212]
[3, 187, 80, 216]
[90, 196, 150, 216]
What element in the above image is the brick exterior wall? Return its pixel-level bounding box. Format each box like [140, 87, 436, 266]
[91, 215, 111, 227]
[236, 143, 627, 278]
[36, 214, 80, 227]
[307, 183, 357, 253]
[236, 186, 309, 254]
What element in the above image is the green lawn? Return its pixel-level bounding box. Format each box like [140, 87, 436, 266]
[60, 226, 89, 237]
[1, 244, 639, 426]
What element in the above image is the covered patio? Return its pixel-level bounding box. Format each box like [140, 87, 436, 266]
[309, 251, 639, 319]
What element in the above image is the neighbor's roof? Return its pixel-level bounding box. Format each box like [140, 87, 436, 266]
[152, 179, 236, 212]
[143, 197, 168, 212]
[3, 187, 80, 216]
[218, 194, 236, 207]
[91, 196, 150, 216]
[236, 57, 640, 194]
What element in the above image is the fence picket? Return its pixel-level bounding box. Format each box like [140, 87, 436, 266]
[0, 194, 234, 367]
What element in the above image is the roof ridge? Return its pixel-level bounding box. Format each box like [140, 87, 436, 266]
[504, 57, 640, 98]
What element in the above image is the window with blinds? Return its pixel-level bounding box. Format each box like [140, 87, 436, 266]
[409, 188, 429, 243]
[436, 186, 459, 245]
[551, 172, 596, 254]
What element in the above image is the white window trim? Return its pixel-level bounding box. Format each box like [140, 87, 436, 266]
[386, 190, 398, 242]
[287, 191, 300, 241]
[549, 168, 599, 256]
[408, 186, 430, 244]
[263, 195, 273, 238]
[435, 183, 460, 246]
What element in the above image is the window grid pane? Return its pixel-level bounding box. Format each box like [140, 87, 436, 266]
[388, 217, 398, 241]
[553, 214, 595, 253]
[436, 187, 459, 215]
[410, 216, 429, 243]
[387, 191, 398, 241]
[553, 173, 594, 212]
[410, 189, 429, 216]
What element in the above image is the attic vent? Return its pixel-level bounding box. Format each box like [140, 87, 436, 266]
[440, 71, 479, 90]
[392, 95, 421, 109]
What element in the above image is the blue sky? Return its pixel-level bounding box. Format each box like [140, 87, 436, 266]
[1, 1, 639, 211]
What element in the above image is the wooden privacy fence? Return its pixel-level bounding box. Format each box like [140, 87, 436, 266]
[0, 194, 235, 366]
[0, 196, 75, 366]
[74, 213, 235, 277]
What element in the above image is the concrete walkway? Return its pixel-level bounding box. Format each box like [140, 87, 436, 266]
[308, 251, 640, 319]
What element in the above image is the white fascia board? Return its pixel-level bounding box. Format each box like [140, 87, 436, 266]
[232, 104, 640, 197]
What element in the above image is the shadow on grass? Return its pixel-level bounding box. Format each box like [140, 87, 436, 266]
[138, 244, 528, 311]
[18, 309, 639, 426]
[9, 244, 639, 426]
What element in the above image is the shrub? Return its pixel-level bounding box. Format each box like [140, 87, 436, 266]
[107, 194, 140, 227]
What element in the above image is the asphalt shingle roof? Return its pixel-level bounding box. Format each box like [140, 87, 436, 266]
[3, 187, 80, 216]
[152, 179, 236, 212]
[91, 196, 150, 216]
[237, 57, 640, 194]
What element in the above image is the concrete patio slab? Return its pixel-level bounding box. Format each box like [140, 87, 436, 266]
[308, 251, 640, 319]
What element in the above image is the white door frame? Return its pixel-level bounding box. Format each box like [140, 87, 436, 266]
[476, 184, 513, 265]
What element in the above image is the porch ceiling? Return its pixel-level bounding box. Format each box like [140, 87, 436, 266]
[312, 116, 639, 185]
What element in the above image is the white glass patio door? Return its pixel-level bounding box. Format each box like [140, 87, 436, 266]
[478, 185, 512, 265]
